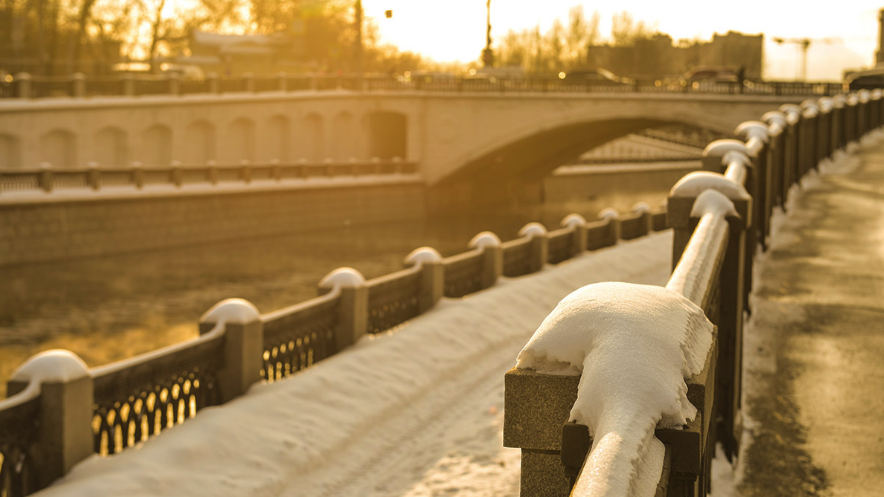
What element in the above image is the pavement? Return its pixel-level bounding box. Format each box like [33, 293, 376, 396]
[738, 138, 884, 496]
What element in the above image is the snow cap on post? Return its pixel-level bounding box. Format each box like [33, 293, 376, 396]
[734, 121, 769, 143]
[690, 188, 739, 219]
[597, 207, 619, 220]
[761, 110, 788, 128]
[199, 298, 261, 325]
[780, 103, 802, 117]
[515, 282, 714, 496]
[318, 267, 366, 289]
[871, 89, 883, 100]
[858, 89, 870, 103]
[404, 247, 443, 267]
[817, 96, 834, 113]
[801, 102, 819, 119]
[631, 201, 651, 213]
[560, 213, 587, 228]
[468, 231, 501, 249]
[832, 93, 847, 108]
[518, 222, 548, 238]
[11, 350, 90, 384]
[847, 93, 859, 106]
[670, 171, 750, 201]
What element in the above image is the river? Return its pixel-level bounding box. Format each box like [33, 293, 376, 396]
[0, 187, 668, 395]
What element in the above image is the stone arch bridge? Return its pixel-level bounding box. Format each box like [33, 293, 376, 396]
[0, 91, 805, 188]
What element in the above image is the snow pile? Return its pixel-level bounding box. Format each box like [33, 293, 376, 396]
[36, 232, 675, 497]
[516, 283, 713, 497]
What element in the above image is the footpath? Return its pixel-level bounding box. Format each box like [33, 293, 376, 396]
[739, 139, 884, 496]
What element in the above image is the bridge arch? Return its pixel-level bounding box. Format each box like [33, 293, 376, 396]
[303, 113, 324, 161]
[38, 129, 77, 168]
[141, 125, 172, 166]
[0, 133, 21, 168]
[226, 118, 255, 163]
[184, 121, 215, 164]
[267, 115, 290, 162]
[93, 126, 128, 167]
[367, 111, 407, 160]
[431, 103, 734, 186]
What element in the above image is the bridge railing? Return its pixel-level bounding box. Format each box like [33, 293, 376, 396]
[503, 88, 884, 497]
[0, 71, 846, 100]
[0, 159, 418, 198]
[0, 187, 672, 496]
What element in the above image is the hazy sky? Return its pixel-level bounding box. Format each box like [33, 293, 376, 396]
[361, 0, 882, 80]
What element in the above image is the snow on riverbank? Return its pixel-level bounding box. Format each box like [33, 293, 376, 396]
[38, 231, 674, 497]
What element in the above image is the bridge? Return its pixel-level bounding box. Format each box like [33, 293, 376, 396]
[1, 83, 882, 497]
[0, 77, 835, 187]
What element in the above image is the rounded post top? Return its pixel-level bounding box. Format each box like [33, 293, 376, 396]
[598, 207, 620, 220]
[319, 267, 366, 289]
[518, 222, 548, 238]
[560, 213, 587, 228]
[199, 298, 261, 325]
[847, 93, 859, 106]
[703, 139, 749, 158]
[761, 111, 788, 128]
[832, 93, 848, 107]
[779, 103, 802, 117]
[404, 247, 443, 267]
[468, 231, 502, 249]
[817, 97, 834, 113]
[871, 89, 883, 100]
[631, 201, 651, 213]
[12, 349, 89, 384]
[858, 89, 871, 103]
[734, 121, 769, 142]
[670, 171, 750, 201]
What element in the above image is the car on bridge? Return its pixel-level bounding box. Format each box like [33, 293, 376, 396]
[561, 68, 634, 88]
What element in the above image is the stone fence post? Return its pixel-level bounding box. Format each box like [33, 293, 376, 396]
[14, 72, 31, 99]
[120, 73, 135, 97]
[468, 232, 503, 290]
[198, 298, 264, 403]
[518, 222, 549, 273]
[832, 94, 846, 152]
[669, 172, 751, 458]
[6, 350, 94, 491]
[38, 162, 53, 192]
[318, 268, 368, 350]
[560, 214, 588, 257]
[71, 73, 86, 98]
[207, 72, 220, 94]
[597, 208, 620, 245]
[168, 72, 180, 96]
[404, 247, 444, 313]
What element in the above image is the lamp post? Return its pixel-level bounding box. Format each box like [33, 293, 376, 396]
[482, 0, 494, 67]
[354, 0, 363, 74]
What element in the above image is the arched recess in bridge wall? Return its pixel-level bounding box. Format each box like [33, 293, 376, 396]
[267, 115, 290, 162]
[332, 112, 356, 160]
[226, 118, 256, 163]
[303, 113, 324, 161]
[38, 129, 77, 167]
[184, 121, 215, 164]
[141, 125, 172, 166]
[367, 111, 407, 160]
[93, 126, 128, 167]
[0, 134, 21, 168]
[431, 106, 734, 187]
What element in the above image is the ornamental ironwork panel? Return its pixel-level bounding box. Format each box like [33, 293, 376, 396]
[502, 239, 532, 277]
[366, 271, 421, 334]
[443, 251, 484, 298]
[0, 394, 39, 497]
[91, 333, 223, 455]
[261, 296, 341, 382]
[547, 230, 574, 264]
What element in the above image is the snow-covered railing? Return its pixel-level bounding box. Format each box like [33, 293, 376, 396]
[504, 87, 884, 497]
[0, 159, 419, 199]
[1, 72, 845, 100]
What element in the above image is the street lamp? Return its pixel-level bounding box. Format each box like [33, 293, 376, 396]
[482, 0, 494, 67]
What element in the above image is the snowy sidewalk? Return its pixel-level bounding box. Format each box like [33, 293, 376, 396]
[36, 232, 674, 497]
[739, 140, 884, 496]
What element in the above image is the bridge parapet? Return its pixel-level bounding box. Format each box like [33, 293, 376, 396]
[503, 88, 884, 497]
[0, 177, 673, 495]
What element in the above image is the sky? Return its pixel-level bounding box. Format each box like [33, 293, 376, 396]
[361, 0, 883, 81]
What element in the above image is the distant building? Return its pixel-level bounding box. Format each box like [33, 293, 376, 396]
[176, 30, 304, 76]
[586, 31, 763, 81]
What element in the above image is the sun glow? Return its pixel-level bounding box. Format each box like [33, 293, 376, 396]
[362, 0, 882, 80]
